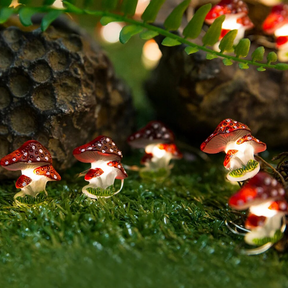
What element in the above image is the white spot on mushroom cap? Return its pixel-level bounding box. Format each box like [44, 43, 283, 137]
[32, 146, 36, 150]
[12, 158, 16, 161]
[36, 157, 40, 161]
[135, 134, 140, 138]
[237, 199, 244, 205]
[98, 143, 102, 147]
[23, 182, 26, 186]
[39, 149, 43, 153]
[102, 150, 106, 153]
[112, 142, 115, 146]
[5, 161, 8, 165]
[54, 175, 57, 179]
[118, 151, 122, 155]
[264, 177, 271, 185]
[24, 152, 27, 156]
[106, 138, 110, 142]
[81, 149, 85, 152]
[246, 196, 253, 202]
[110, 149, 113, 152]
[28, 160, 32, 163]
[88, 147, 92, 150]
[261, 193, 268, 199]
[279, 188, 285, 195]
[272, 179, 278, 187]
[46, 172, 50, 175]
[271, 190, 278, 196]
[45, 156, 48, 161]
[280, 202, 287, 210]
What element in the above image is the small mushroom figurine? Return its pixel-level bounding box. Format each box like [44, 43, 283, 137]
[0, 140, 61, 198]
[263, 4, 288, 61]
[229, 172, 287, 250]
[205, 0, 254, 50]
[127, 121, 182, 172]
[200, 119, 266, 182]
[73, 135, 127, 199]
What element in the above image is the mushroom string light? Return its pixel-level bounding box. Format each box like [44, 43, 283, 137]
[0, 140, 61, 198]
[228, 172, 287, 254]
[205, 0, 254, 50]
[127, 121, 182, 173]
[200, 119, 267, 182]
[263, 4, 288, 61]
[73, 135, 127, 199]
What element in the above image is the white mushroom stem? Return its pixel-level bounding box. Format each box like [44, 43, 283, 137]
[244, 202, 284, 245]
[144, 144, 173, 170]
[20, 168, 49, 197]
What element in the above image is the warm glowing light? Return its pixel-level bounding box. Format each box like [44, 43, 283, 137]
[142, 39, 162, 69]
[259, 0, 281, 5]
[250, 202, 278, 218]
[100, 22, 123, 44]
[52, 0, 64, 8]
[222, 15, 243, 30]
[275, 24, 288, 37]
[135, 0, 150, 16]
[9, 0, 20, 7]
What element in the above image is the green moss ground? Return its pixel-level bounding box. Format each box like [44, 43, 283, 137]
[0, 155, 288, 288]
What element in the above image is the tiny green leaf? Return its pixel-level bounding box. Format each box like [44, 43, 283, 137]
[102, 0, 118, 10]
[239, 62, 249, 69]
[185, 46, 199, 55]
[0, 7, 13, 24]
[121, 0, 138, 16]
[164, 0, 191, 31]
[257, 67, 266, 72]
[267, 51, 278, 63]
[100, 16, 118, 25]
[139, 30, 159, 40]
[41, 10, 62, 31]
[43, 0, 56, 5]
[62, 1, 83, 13]
[251, 46, 265, 62]
[219, 30, 237, 52]
[119, 25, 143, 44]
[275, 63, 288, 70]
[223, 58, 233, 66]
[202, 15, 225, 46]
[19, 7, 38, 27]
[206, 53, 218, 60]
[161, 37, 181, 47]
[234, 38, 250, 58]
[0, 0, 12, 7]
[183, 3, 211, 39]
[141, 0, 166, 23]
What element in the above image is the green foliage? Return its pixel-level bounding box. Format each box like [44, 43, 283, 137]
[183, 3, 211, 39]
[0, 0, 12, 8]
[120, 25, 143, 44]
[202, 15, 225, 46]
[0, 0, 287, 71]
[164, 0, 191, 31]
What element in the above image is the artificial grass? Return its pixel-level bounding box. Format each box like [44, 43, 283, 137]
[0, 155, 288, 288]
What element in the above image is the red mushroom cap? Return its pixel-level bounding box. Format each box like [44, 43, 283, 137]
[157, 143, 183, 159]
[223, 149, 239, 168]
[84, 168, 104, 181]
[263, 4, 288, 34]
[205, 0, 249, 24]
[127, 121, 174, 149]
[15, 175, 32, 189]
[200, 119, 251, 154]
[237, 15, 254, 29]
[236, 134, 266, 154]
[107, 161, 128, 180]
[268, 200, 288, 213]
[276, 36, 288, 47]
[0, 140, 52, 171]
[245, 213, 267, 229]
[228, 172, 286, 210]
[73, 136, 122, 163]
[141, 152, 153, 165]
[33, 165, 61, 181]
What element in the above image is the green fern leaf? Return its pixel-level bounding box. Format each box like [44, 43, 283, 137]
[141, 0, 166, 23]
[19, 7, 38, 26]
[63, 1, 83, 13]
[223, 58, 233, 66]
[251, 46, 265, 62]
[18, 0, 31, 4]
[120, 25, 143, 44]
[0, 0, 12, 7]
[202, 15, 225, 46]
[41, 10, 62, 31]
[234, 38, 250, 58]
[43, 0, 56, 5]
[121, 0, 138, 16]
[100, 16, 118, 25]
[139, 30, 159, 40]
[83, 0, 94, 8]
[185, 46, 199, 55]
[0, 7, 13, 24]
[275, 63, 288, 70]
[219, 30, 237, 52]
[267, 51, 278, 63]
[102, 0, 118, 10]
[183, 3, 211, 39]
[239, 62, 249, 69]
[164, 0, 191, 31]
[206, 53, 218, 60]
[161, 37, 181, 46]
[257, 67, 266, 72]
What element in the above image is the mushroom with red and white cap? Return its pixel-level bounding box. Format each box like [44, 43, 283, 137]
[201, 119, 266, 182]
[228, 172, 287, 247]
[263, 4, 288, 61]
[127, 121, 182, 172]
[205, 0, 254, 49]
[73, 135, 128, 199]
[0, 140, 61, 198]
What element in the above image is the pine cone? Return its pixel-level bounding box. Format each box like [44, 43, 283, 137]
[0, 17, 134, 179]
